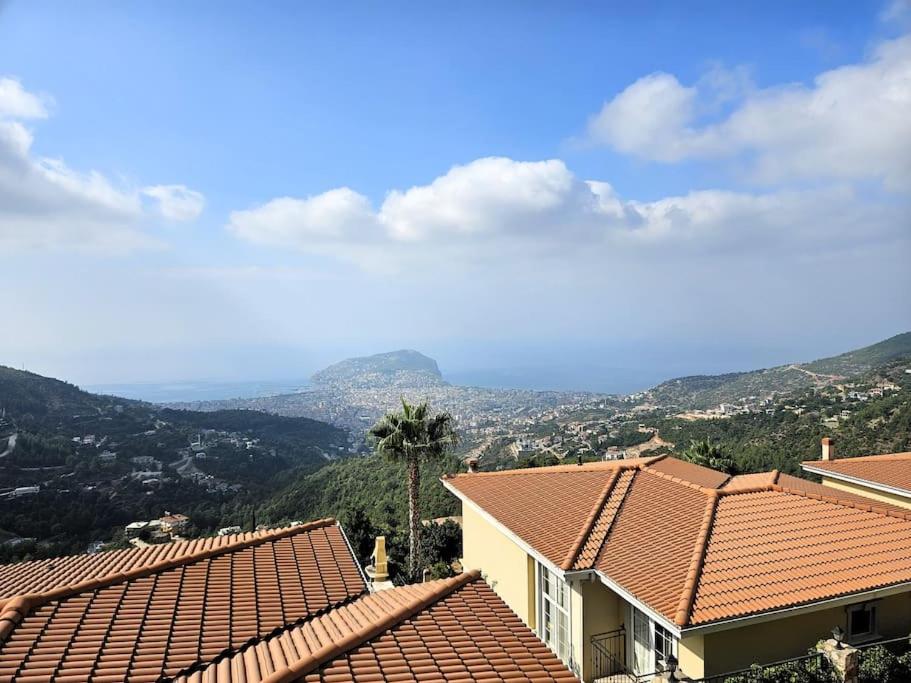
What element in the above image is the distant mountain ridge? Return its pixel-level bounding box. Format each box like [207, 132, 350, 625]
[646, 331, 911, 409]
[311, 350, 447, 389]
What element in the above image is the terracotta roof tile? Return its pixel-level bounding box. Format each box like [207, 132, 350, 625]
[801, 451, 911, 495]
[593, 470, 711, 623]
[445, 460, 649, 565]
[776, 472, 910, 515]
[0, 529, 275, 601]
[721, 471, 779, 490]
[691, 489, 911, 624]
[173, 572, 579, 683]
[446, 456, 911, 628]
[0, 520, 366, 681]
[646, 457, 731, 489]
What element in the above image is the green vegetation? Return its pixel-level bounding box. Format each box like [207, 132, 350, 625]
[806, 331, 911, 376]
[0, 365, 349, 561]
[654, 365, 911, 475]
[647, 331, 911, 410]
[680, 438, 737, 474]
[366, 399, 458, 581]
[858, 642, 911, 683]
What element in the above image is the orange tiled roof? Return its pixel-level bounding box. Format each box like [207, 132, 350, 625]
[802, 452, 911, 495]
[172, 571, 580, 683]
[445, 456, 911, 628]
[646, 456, 731, 489]
[441, 457, 658, 566]
[0, 519, 366, 682]
[0, 528, 276, 601]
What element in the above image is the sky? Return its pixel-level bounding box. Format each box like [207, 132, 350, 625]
[1, 0, 910, 392]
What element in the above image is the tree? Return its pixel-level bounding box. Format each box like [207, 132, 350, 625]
[368, 399, 458, 582]
[681, 438, 737, 475]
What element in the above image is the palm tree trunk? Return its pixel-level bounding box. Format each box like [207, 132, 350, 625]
[407, 455, 421, 582]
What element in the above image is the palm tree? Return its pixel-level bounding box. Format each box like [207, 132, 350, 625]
[368, 399, 458, 581]
[681, 438, 737, 475]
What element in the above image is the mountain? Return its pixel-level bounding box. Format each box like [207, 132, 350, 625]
[311, 350, 446, 389]
[645, 332, 911, 410]
[804, 332, 911, 376]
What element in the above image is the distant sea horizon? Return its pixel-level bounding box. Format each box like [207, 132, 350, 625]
[85, 379, 312, 404]
[85, 366, 670, 403]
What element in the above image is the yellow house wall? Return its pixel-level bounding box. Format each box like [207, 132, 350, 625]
[460, 502, 536, 628]
[678, 633, 705, 679]
[701, 591, 911, 676]
[820, 476, 911, 510]
[572, 579, 624, 682]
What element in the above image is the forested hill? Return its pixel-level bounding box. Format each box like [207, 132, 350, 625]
[645, 332, 911, 410]
[0, 365, 349, 561]
[311, 350, 446, 388]
[0, 365, 126, 422]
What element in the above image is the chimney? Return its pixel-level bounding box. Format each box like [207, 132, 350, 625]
[365, 536, 393, 591]
[467, 458, 479, 473]
[821, 437, 835, 461]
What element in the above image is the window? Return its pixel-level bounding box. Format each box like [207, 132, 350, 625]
[539, 564, 571, 665]
[654, 623, 677, 670]
[847, 603, 877, 641]
[630, 606, 678, 674]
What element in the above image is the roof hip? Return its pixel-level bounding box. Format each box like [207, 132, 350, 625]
[259, 570, 482, 683]
[560, 468, 622, 570]
[674, 491, 719, 627]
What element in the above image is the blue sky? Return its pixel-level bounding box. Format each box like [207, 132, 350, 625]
[1, 1, 909, 390]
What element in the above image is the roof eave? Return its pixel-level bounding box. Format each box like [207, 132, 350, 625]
[800, 464, 911, 499]
[681, 580, 911, 636]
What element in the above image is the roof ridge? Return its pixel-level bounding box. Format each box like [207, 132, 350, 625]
[0, 518, 337, 644]
[673, 491, 718, 627]
[707, 476, 911, 519]
[771, 483, 911, 521]
[637, 462, 716, 494]
[259, 570, 482, 683]
[560, 469, 622, 570]
[443, 456, 661, 479]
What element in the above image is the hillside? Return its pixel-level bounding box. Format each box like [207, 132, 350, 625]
[648, 359, 911, 475]
[0, 365, 349, 560]
[805, 331, 911, 376]
[311, 350, 446, 389]
[645, 332, 911, 409]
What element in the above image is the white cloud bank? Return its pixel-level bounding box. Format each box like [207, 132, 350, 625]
[142, 184, 206, 222]
[0, 77, 204, 252]
[228, 156, 908, 273]
[586, 35, 911, 191]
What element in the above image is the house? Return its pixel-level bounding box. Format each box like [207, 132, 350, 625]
[802, 438, 911, 510]
[0, 519, 580, 682]
[158, 511, 190, 534]
[443, 454, 911, 681]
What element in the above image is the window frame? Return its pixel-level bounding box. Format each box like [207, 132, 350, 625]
[628, 605, 678, 674]
[846, 602, 878, 643]
[537, 563, 572, 667]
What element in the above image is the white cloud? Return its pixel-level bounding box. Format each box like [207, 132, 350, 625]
[142, 184, 206, 221]
[0, 77, 203, 252]
[0, 77, 50, 119]
[228, 156, 909, 274]
[228, 188, 379, 249]
[586, 35, 911, 191]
